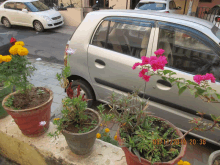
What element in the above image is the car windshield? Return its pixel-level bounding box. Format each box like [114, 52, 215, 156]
[211, 25, 220, 40]
[136, 2, 166, 10]
[24, 1, 49, 12]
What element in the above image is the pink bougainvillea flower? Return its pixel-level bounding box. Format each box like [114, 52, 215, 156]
[154, 49, 165, 56]
[193, 75, 204, 85]
[149, 56, 158, 62]
[139, 69, 148, 77]
[132, 62, 141, 70]
[142, 75, 151, 82]
[150, 56, 167, 71]
[141, 56, 150, 65]
[203, 73, 216, 83]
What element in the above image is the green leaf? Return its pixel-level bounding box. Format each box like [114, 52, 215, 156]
[133, 148, 141, 162]
[211, 114, 217, 121]
[163, 70, 173, 75]
[169, 72, 177, 76]
[186, 80, 198, 86]
[196, 87, 206, 95]
[178, 86, 187, 95]
[161, 77, 167, 81]
[189, 89, 196, 95]
[215, 93, 220, 100]
[178, 82, 186, 89]
[168, 78, 175, 84]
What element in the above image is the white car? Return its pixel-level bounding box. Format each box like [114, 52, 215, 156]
[134, 0, 182, 14]
[0, 0, 64, 32]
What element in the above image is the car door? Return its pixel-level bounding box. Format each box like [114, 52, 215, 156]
[87, 17, 156, 102]
[146, 21, 220, 144]
[3, 2, 17, 24]
[14, 2, 32, 26]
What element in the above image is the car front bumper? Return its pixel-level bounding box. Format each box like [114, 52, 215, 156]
[42, 19, 64, 29]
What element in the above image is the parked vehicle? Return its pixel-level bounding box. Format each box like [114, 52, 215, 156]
[0, 0, 64, 32]
[204, 5, 220, 27]
[64, 9, 220, 147]
[135, 0, 182, 14]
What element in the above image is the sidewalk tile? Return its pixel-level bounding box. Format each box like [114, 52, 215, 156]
[112, 123, 119, 131]
[193, 159, 206, 165]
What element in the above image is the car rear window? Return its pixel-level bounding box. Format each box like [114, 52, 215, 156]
[136, 2, 166, 10]
[211, 25, 220, 40]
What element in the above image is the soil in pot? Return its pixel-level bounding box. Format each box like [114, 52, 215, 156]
[8, 87, 50, 109]
[64, 111, 99, 133]
[119, 115, 182, 163]
[213, 156, 220, 165]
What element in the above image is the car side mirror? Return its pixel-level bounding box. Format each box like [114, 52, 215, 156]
[22, 8, 28, 13]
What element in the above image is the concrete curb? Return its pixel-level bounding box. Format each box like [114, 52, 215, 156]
[0, 115, 127, 165]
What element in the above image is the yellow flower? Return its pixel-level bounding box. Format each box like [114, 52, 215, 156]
[5, 55, 12, 62]
[96, 133, 101, 138]
[0, 55, 3, 63]
[122, 123, 126, 126]
[114, 135, 117, 141]
[17, 47, 29, 56]
[100, 124, 102, 126]
[177, 160, 184, 165]
[1, 56, 7, 62]
[183, 161, 191, 165]
[9, 45, 22, 55]
[105, 128, 110, 133]
[15, 41, 25, 47]
[53, 118, 60, 121]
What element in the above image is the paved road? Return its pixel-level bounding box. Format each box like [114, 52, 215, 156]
[0, 24, 76, 64]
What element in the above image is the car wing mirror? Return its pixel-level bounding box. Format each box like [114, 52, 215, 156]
[22, 8, 28, 13]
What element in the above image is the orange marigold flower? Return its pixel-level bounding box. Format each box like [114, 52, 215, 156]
[114, 135, 117, 141]
[105, 128, 110, 133]
[96, 133, 101, 138]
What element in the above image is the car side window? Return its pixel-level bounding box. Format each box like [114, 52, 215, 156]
[92, 21, 109, 48]
[105, 20, 152, 59]
[4, 2, 15, 9]
[157, 27, 220, 81]
[15, 2, 27, 11]
[169, 1, 174, 9]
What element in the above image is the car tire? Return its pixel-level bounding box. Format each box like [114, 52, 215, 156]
[70, 80, 95, 108]
[2, 17, 11, 28]
[33, 21, 44, 32]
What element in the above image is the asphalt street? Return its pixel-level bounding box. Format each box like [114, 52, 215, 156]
[0, 24, 75, 64]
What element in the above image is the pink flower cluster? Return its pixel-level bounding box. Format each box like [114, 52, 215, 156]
[132, 50, 167, 82]
[193, 73, 216, 85]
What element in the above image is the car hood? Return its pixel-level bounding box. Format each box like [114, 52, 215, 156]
[34, 9, 61, 19]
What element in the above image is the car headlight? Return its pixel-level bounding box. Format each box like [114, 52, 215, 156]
[43, 16, 52, 22]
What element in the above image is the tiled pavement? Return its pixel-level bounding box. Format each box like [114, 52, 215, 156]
[13, 57, 219, 164]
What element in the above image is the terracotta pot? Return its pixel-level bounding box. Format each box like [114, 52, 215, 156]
[62, 108, 101, 155]
[2, 87, 53, 137]
[208, 150, 220, 165]
[117, 115, 187, 165]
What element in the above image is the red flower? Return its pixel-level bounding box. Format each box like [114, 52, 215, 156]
[10, 37, 16, 45]
[66, 82, 73, 99]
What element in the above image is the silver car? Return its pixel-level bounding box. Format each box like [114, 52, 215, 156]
[65, 10, 220, 146]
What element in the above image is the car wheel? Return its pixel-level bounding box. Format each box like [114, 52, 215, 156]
[2, 17, 11, 28]
[34, 21, 44, 32]
[71, 80, 95, 108]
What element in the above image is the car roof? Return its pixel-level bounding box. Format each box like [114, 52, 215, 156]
[94, 10, 214, 29]
[4, 0, 37, 2]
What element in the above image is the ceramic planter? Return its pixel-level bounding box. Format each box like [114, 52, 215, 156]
[2, 87, 53, 137]
[117, 115, 187, 165]
[208, 150, 220, 165]
[62, 108, 101, 155]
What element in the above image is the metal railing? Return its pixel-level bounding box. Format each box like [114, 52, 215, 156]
[195, 7, 220, 28]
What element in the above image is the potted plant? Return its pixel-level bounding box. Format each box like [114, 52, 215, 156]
[208, 150, 220, 165]
[48, 49, 101, 155]
[0, 40, 53, 137]
[0, 37, 17, 119]
[98, 49, 220, 165]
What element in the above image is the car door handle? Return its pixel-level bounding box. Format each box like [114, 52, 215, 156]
[95, 59, 105, 69]
[156, 79, 172, 90]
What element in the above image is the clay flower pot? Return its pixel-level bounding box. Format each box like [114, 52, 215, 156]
[2, 87, 53, 137]
[117, 115, 187, 165]
[62, 108, 101, 155]
[208, 150, 220, 165]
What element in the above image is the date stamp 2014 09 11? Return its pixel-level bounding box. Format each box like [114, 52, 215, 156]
[152, 139, 206, 145]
